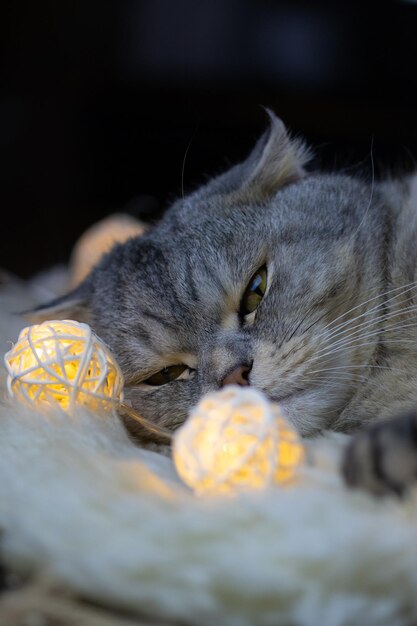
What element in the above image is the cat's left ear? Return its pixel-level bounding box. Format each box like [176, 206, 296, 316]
[239, 109, 310, 199]
[203, 110, 311, 202]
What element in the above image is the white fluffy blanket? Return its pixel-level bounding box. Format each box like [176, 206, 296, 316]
[1, 274, 417, 626]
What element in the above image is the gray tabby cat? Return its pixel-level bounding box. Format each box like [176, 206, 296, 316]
[34, 111, 417, 496]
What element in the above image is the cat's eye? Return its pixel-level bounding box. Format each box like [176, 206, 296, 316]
[143, 364, 188, 386]
[239, 265, 268, 317]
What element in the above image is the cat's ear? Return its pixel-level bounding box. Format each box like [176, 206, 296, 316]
[238, 109, 310, 199]
[23, 281, 92, 325]
[204, 110, 310, 201]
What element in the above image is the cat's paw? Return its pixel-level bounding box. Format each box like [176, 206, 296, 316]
[342, 410, 417, 496]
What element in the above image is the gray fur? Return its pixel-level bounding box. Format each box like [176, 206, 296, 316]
[35, 112, 417, 442]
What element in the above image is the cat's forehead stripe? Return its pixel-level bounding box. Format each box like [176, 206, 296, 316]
[198, 256, 228, 297]
[184, 255, 201, 303]
[131, 322, 154, 349]
[141, 309, 177, 331]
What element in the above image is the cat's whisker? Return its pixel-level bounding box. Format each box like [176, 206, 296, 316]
[294, 376, 364, 390]
[181, 127, 198, 199]
[290, 373, 369, 394]
[318, 324, 417, 359]
[313, 305, 417, 358]
[299, 378, 367, 392]
[324, 305, 417, 346]
[316, 296, 417, 349]
[282, 303, 328, 347]
[311, 370, 366, 381]
[298, 368, 371, 381]
[282, 280, 392, 348]
[282, 280, 417, 363]
[308, 363, 408, 376]
[315, 281, 417, 343]
[280, 307, 417, 380]
[316, 280, 416, 337]
[346, 136, 375, 245]
[310, 335, 417, 366]
[315, 297, 417, 347]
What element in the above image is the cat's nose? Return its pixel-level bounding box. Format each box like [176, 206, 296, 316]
[221, 363, 252, 387]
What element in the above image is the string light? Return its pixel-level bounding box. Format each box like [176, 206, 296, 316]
[173, 386, 305, 495]
[5, 322, 305, 496]
[4, 320, 124, 413]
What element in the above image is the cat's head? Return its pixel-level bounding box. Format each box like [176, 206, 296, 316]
[34, 112, 387, 436]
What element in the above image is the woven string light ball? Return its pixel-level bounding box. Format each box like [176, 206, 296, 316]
[4, 320, 124, 413]
[173, 386, 305, 495]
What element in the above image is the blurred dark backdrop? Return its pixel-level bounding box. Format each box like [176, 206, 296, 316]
[2, 1, 417, 277]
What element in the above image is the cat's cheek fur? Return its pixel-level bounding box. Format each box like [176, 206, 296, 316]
[250, 336, 355, 434]
[280, 392, 336, 435]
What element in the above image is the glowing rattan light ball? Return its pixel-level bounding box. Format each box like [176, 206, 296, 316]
[4, 320, 124, 413]
[173, 386, 305, 495]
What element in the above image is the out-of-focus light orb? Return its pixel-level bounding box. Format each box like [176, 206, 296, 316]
[4, 320, 124, 413]
[173, 386, 305, 495]
[69, 213, 146, 287]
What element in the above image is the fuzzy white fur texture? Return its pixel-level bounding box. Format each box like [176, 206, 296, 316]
[1, 273, 417, 626]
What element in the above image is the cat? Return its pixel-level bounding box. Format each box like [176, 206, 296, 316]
[32, 110, 417, 496]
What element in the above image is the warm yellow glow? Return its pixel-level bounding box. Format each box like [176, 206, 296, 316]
[173, 386, 305, 495]
[4, 320, 124, 413]
[69, 214, 146, 287]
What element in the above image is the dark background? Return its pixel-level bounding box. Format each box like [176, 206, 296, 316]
[2, 1, 417, 278]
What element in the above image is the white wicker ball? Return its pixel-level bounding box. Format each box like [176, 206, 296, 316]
[173, 386, 305, 495]
[4, 320, 124, 413]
